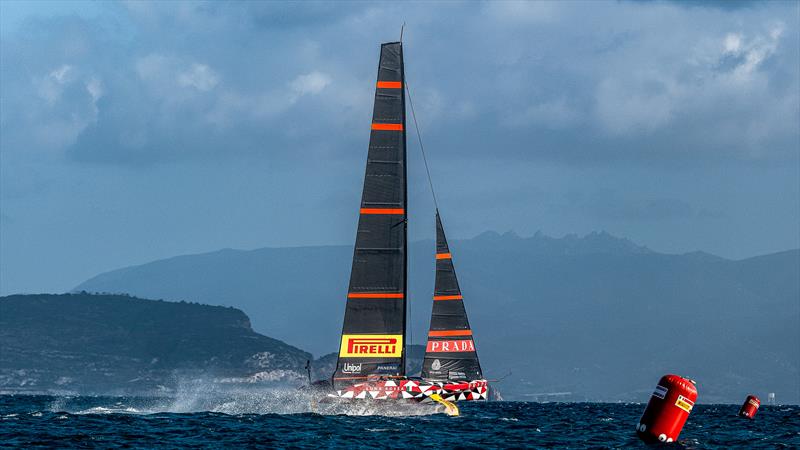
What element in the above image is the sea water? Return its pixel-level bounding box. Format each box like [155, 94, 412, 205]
[1, 393, 798, 448]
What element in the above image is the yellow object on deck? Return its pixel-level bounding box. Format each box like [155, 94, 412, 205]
[429, 394, 460, 416]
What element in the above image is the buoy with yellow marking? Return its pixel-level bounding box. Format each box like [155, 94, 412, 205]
[429, 393, 460, 416]
[636, 374, 697, 444]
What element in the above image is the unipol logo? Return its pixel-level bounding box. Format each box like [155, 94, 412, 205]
[339, 334, 403, 357]
[426, 339, 475, 353]
[431, 359, 442, 370]
[342, 362, 362, 374]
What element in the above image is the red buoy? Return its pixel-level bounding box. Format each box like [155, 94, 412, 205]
[738, 395, 760, 419]
[636, 374, 698, 444]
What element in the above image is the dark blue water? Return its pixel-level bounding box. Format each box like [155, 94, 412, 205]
[1, 394, 798, 448]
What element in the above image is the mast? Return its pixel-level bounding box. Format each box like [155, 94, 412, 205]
[421, 211, 483, 381]
[333, 42, 407, 390]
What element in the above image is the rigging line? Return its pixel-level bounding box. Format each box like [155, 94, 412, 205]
[408, 290, 412, 364]
[405, 80, 440, 212]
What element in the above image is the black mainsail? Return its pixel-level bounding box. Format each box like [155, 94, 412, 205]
[332, 42, 407, 390]
[421, 211, 483, 382]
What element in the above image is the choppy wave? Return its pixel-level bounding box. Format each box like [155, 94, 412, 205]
[41, 381, 440, 417]
[1, 395, 798, 448]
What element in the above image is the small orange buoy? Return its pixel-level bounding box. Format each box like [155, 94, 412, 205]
[636, 374, 697, 444]
[738, 395, 760, 419]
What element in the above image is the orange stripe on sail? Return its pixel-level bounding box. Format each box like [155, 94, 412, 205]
[360, 208, 405, 215]
[428, 329, 472, 337]
[433, 295, 463, 301]
[348, 292, 404, 299]
[436, 253, 452, 260]
[376, 81, 402, 88]
[371, 123, 404, 131]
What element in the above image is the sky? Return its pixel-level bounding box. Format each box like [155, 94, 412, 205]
[1, 0, 798, 295]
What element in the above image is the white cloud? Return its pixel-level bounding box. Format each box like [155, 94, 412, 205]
[86, 77, 103, 102]
[723, 33, 742, 53]
[50, 65, 73, 84]
[36, 64, 75, 105]
[3, 1, 796, 167]
[595, 73, 680, 135]
[594, 21, 792, 143]
[178, 63, 219, 91]
[26, 65, 103, 155]
[137, 54, 220, 95]
[205, 71, 333, 129]
[721, 23, 784, 80]
[289, 71, 331, 97]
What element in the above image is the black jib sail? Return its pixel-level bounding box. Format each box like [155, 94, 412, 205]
[332, 42, 407, 390]
[421, 211, 483, 382]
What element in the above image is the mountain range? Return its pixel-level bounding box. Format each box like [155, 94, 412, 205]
[74, 231, 800, 403]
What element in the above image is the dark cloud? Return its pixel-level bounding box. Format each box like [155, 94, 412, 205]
[561, 191, 708, 221]
[1, 1, 797, 168]
[609, 198, 696, 221]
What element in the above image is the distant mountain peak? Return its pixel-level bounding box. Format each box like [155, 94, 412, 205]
[579, 230, 651, 254]
[681, 250, 728, 262]
[472, 230, 504, 241]
[502, 230, 521, 239]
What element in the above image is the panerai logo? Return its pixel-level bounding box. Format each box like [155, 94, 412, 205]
[432, 359, 442, 370]
[342, 362, 362, 374]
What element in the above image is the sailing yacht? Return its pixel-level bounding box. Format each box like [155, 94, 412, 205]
[328, 41, 488, 404]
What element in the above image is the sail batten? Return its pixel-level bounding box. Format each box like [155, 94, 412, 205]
[421, 211, 483, 382]
[333, 42, 407, 389]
